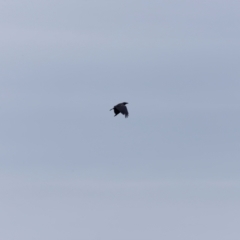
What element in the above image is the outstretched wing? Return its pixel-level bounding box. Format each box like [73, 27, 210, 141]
[115, 104, 129, 118]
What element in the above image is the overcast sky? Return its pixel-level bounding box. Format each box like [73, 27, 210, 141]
[0, 0, 240, 239]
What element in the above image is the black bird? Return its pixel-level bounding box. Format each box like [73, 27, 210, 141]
[110, 102, 129, 118]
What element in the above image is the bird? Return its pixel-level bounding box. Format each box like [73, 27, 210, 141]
[110, 102, 129, 118]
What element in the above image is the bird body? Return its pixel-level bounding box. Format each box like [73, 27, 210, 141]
[110, 102, 129, 118]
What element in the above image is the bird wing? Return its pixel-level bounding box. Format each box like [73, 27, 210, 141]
[115, 104, 129, 118]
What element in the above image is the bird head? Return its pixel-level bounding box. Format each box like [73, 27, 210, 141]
[123, 102, 128, 105]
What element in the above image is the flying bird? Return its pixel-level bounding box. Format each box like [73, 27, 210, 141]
[110, 102, 129, 118]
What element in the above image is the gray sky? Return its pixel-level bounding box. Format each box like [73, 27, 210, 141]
[1, 0, 240, 239]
